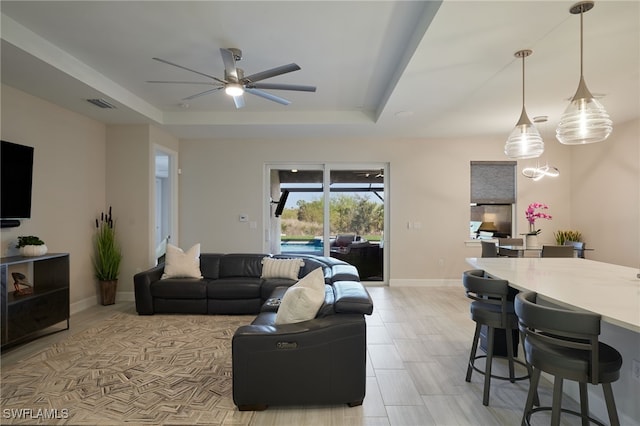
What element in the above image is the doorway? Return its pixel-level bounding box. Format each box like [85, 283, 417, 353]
[154, 147, 177, 263]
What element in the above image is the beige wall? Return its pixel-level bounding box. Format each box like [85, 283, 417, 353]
[179, 127, 589, 283]
[1, 85, 106, 311]
[3, 84, 638, 300]
[569, 119, 639, 267]
[179, 118, 638, 283]
[105, 124, 180, 295]
[1, 86, 180, 307]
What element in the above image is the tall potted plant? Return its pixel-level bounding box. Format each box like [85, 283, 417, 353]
[94, 207, 122, 305]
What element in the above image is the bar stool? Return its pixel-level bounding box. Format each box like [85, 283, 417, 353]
[515, 291, 622, 426]
[463, 269, 530, 406]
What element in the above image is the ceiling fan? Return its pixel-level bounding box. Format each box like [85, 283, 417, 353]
[147, 48, 316, 109]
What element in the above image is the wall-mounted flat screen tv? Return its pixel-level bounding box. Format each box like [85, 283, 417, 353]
[1, 140, 34, 219]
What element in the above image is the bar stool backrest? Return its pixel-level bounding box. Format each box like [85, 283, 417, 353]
[564, 240, 585, 258]
[462, 269, 510, 327]
[514, 291, 601, 385]
[541, 245, 574, 258]
[481, 241, 498, 257]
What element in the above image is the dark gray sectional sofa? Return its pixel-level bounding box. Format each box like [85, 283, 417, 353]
[132, 252, 374, 410]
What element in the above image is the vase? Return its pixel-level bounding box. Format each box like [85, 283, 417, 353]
[525, 234, 539, 249]
[19, 244, 48, 256]
[99, 279, 118, 305]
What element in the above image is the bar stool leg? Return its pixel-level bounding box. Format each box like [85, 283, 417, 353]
[506, 328, 515, 382]
[579, 382, 589, 426]
[602, 383, 620, 426]
[466, 323, 481, 382]
[522, 367, 541, 426]
[551, 377, 564, 426]
[483, 326, 495, 406]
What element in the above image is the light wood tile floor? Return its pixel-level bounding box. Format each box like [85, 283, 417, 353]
[2, 286, 589, 425]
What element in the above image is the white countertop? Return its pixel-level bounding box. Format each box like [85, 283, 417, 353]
[466, 257, 640, 332]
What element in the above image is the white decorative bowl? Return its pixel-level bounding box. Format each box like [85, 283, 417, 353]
[20, 244, 48, 256]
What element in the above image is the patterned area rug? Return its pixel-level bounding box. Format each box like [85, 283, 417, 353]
[1, 312, 256, 425]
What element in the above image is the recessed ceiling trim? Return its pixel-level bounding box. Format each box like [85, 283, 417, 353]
[1, 14, 163, 123]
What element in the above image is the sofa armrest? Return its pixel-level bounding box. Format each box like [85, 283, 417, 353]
[333, 281, 373, 315]
[133, 263, 164, 315]
[232, 315, 367, 407]
[330, 264, 360, 282]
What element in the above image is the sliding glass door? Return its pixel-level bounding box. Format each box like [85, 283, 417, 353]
[266, 163, 387, 282]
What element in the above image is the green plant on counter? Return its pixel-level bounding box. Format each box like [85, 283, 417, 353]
[554, 230, 582, 245]
[15, 236, 45, 248]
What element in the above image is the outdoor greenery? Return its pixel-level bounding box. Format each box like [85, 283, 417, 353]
[281, 194, 383, 238]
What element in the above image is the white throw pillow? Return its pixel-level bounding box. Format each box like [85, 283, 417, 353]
[161, 243, 202, 279]
[275, 267, 325, 324]
[261, 257, 304, 280]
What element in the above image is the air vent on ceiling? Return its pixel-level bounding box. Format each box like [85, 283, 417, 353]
[86, 98, 116, 109]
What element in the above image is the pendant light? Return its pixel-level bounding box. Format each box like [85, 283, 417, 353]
[556, 1, 612, 144]
[522, 116, 559, 181]
[505, 49, 544, 159]
[522, 163, 560, 181]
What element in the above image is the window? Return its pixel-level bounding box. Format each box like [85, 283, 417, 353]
[470, 161, 516, 239]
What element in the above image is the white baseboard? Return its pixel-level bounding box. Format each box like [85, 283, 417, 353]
[70, 291, 135, 315]
[389, 278, 460, 287]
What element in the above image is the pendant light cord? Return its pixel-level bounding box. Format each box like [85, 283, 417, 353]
[522, 54, 526, 108]
[580, 8, 584, 78]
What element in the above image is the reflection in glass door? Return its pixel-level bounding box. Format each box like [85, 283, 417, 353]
[268, 167, 324, 255]
[267, 164, 386, 282]
[329, 168, 384, 281]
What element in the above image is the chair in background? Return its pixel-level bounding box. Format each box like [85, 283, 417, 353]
[515, 291, 622, 426]
[564, 240, 585, 258]
[540, 245, 574, 258]
[498, 238, 523, 257]
[462, 269, 530, 406]
[481, 241, 498, 258]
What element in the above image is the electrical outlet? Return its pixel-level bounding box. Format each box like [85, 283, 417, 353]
[632, 359, 640, 382]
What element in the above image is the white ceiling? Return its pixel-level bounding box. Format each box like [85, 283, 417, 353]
[1, 1, 638, 141]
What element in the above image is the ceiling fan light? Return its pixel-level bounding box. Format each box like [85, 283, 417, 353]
[225, 84, 244, 97]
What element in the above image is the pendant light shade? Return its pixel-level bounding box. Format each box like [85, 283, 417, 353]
[505, 49, 544, 159]
[556, 1, 612, 145]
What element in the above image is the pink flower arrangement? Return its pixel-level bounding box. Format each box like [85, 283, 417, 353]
[525, 202, 552, 235]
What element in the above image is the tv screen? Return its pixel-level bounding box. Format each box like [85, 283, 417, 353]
[1, 140, 34, 219]
[274, 190, 289, 217]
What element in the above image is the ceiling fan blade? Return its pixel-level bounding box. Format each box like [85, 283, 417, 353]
[232, 94, 245, 109]
[146, 80, 218, 85]
[249, 82, 316, 92]
[243, 63, 301, 83]
[245, 88, 291, 105]
[152, 57, 227, 84]
[220, 48, 239, 81]
[181, 87, 223, 101]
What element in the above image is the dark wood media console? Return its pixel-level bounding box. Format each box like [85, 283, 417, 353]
[1, 253, 70, 350]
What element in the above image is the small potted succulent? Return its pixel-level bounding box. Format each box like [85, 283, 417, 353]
[15, 235, 48, 256]
[554, 230, 582, 245]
